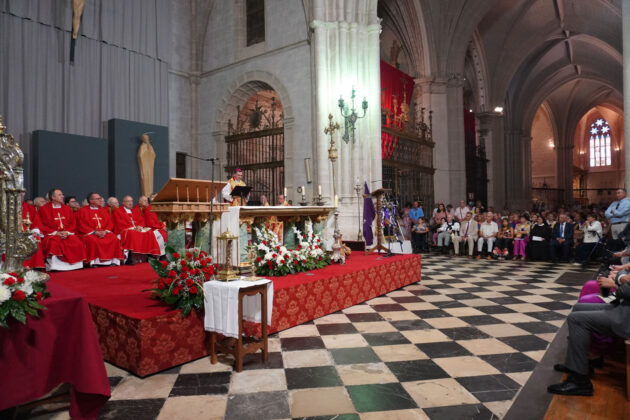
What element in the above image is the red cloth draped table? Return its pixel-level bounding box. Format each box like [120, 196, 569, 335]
[0, 284, 110, 419]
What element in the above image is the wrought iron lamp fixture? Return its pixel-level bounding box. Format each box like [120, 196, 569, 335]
[338, 87, 367, 144]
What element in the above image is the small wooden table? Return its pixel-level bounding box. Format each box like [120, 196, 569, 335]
[207, 282, 270, 372]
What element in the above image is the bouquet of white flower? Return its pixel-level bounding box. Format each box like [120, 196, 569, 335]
[252, 219, 329, 276]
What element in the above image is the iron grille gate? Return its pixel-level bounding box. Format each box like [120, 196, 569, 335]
[225, 127, 284, 205]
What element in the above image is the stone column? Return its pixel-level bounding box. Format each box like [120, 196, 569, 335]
[418, 75, 466, 205]
[624, 0, 630, 189]
[556, 144, 574, 206]
[478, 112, 504, 208]
[310, 0, 381, 239]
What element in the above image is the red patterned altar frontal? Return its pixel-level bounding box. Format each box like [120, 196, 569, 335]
[50, 254, 421, 376]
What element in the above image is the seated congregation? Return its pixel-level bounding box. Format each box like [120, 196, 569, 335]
[18, 188, 166, 271]
[404, 196, 620, 266]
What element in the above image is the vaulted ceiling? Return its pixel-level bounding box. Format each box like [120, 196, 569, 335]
[379, 0, 622, 138]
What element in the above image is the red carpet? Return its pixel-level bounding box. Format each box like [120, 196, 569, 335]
[49, 253, 421, 376]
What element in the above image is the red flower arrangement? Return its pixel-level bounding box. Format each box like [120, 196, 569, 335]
[0, 270, 50, 328]
[145, 246, 217, 317]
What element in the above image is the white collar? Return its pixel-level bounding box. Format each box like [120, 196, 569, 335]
[52, 203, 61, 208]
[124, 207, 132, 213]
[90, 206, 99, 210]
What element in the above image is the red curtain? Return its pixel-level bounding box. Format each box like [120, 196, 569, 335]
[380, 60, 414, 159]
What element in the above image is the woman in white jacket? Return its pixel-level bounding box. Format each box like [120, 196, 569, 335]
[574, 214, 602, 264]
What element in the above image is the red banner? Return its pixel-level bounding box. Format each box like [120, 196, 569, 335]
[380, 60, 414, 159]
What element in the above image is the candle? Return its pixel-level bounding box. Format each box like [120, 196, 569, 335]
[284, 187, 287, 197]
[334, 194, 338, 207]
[318, 184, 322, 196]
[301, 185, 305, 199]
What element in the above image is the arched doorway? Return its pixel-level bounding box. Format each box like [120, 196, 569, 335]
[223, 86, 284, 205]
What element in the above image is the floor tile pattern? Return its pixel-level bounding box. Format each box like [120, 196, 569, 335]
[32, 255, 585, 420]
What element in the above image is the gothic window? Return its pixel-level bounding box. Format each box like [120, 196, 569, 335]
[246, 0, 265, 46]
[589, 118, 612, 168]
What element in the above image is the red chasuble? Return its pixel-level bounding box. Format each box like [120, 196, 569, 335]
[140, 205, 167, 241]
[38, 202, 86, 264]
[21, 202, 45, 269]
[77, 206, 124, 263]
[112, 207, 161, 255]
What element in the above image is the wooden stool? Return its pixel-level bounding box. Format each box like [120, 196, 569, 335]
[209, 282, 268, 372]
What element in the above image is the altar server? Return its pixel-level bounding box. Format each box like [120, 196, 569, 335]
[113, 195, 163, 257]
[77, 192, 124, 266]
[38, 188, 86, 271]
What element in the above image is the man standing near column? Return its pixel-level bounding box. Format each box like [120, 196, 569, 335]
[605, 188, 630, 240]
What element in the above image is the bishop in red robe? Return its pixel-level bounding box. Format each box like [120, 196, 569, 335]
[77, 193, 124, 266]
[38, 188, 86, 271]
[138, 195, 167, 251]
[22, 199, 46, 269]
[112, 196, 163, 257]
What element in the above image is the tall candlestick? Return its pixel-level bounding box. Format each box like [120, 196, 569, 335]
[318, 184, 322, 196]
[284, 187, 287, 197]
[334, 194, 338, 208]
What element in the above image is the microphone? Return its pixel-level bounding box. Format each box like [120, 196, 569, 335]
[184, 154, 220, 163]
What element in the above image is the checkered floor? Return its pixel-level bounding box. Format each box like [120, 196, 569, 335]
[34, 254, 586, 420]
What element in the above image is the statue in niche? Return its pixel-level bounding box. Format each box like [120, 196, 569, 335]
[137, 133, 156, 196]
[390, 39, 401, 69]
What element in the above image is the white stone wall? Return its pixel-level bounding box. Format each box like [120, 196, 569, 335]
[198, 0, 313, 203]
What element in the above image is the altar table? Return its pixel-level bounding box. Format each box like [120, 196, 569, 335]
[0, 284, 110, 420]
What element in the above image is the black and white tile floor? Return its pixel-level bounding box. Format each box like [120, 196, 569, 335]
[34, 254, 586, 420]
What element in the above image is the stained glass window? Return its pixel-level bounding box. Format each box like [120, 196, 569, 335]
[589, 118, 612, 167]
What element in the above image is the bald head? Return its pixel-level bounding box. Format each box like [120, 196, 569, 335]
[138, 195, 149, 209]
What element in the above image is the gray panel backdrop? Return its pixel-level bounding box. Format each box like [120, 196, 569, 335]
[108, 119, 169, 199]
[32, 130, 108, 200]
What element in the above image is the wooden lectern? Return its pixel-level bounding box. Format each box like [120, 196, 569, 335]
[151, 178, 231, 252]
[151, 178, 229, 220]
[366, 188, 391, 255]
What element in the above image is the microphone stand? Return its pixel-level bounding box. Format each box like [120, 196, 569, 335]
[185, 154, 219, 255]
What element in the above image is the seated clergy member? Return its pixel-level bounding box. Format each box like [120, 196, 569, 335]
[21, 194, 45, 269]
[38, 188, 86, 271]
[77, 192, 124, 266]
[137, 195, 166, 254]
[276, 194, 289, 206]
[113, 196, 163, 257]
[107, 196, 119, 215]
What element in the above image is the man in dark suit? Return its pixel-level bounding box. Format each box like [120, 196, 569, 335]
[548, 270, 630, 396]
[550, 213, 574, 262]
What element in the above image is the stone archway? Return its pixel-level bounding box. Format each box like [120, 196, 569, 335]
[212, 71, 295, 202]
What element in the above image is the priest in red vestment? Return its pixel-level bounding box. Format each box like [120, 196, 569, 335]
[139, 195, 167, 250]
[38, 188, 86, 271]
[77, 192, 124, 266]
[22, 198, 46, 269]
[112, 196, 163, 257]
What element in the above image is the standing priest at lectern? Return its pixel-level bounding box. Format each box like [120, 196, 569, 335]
[222, 168, 248, 206]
